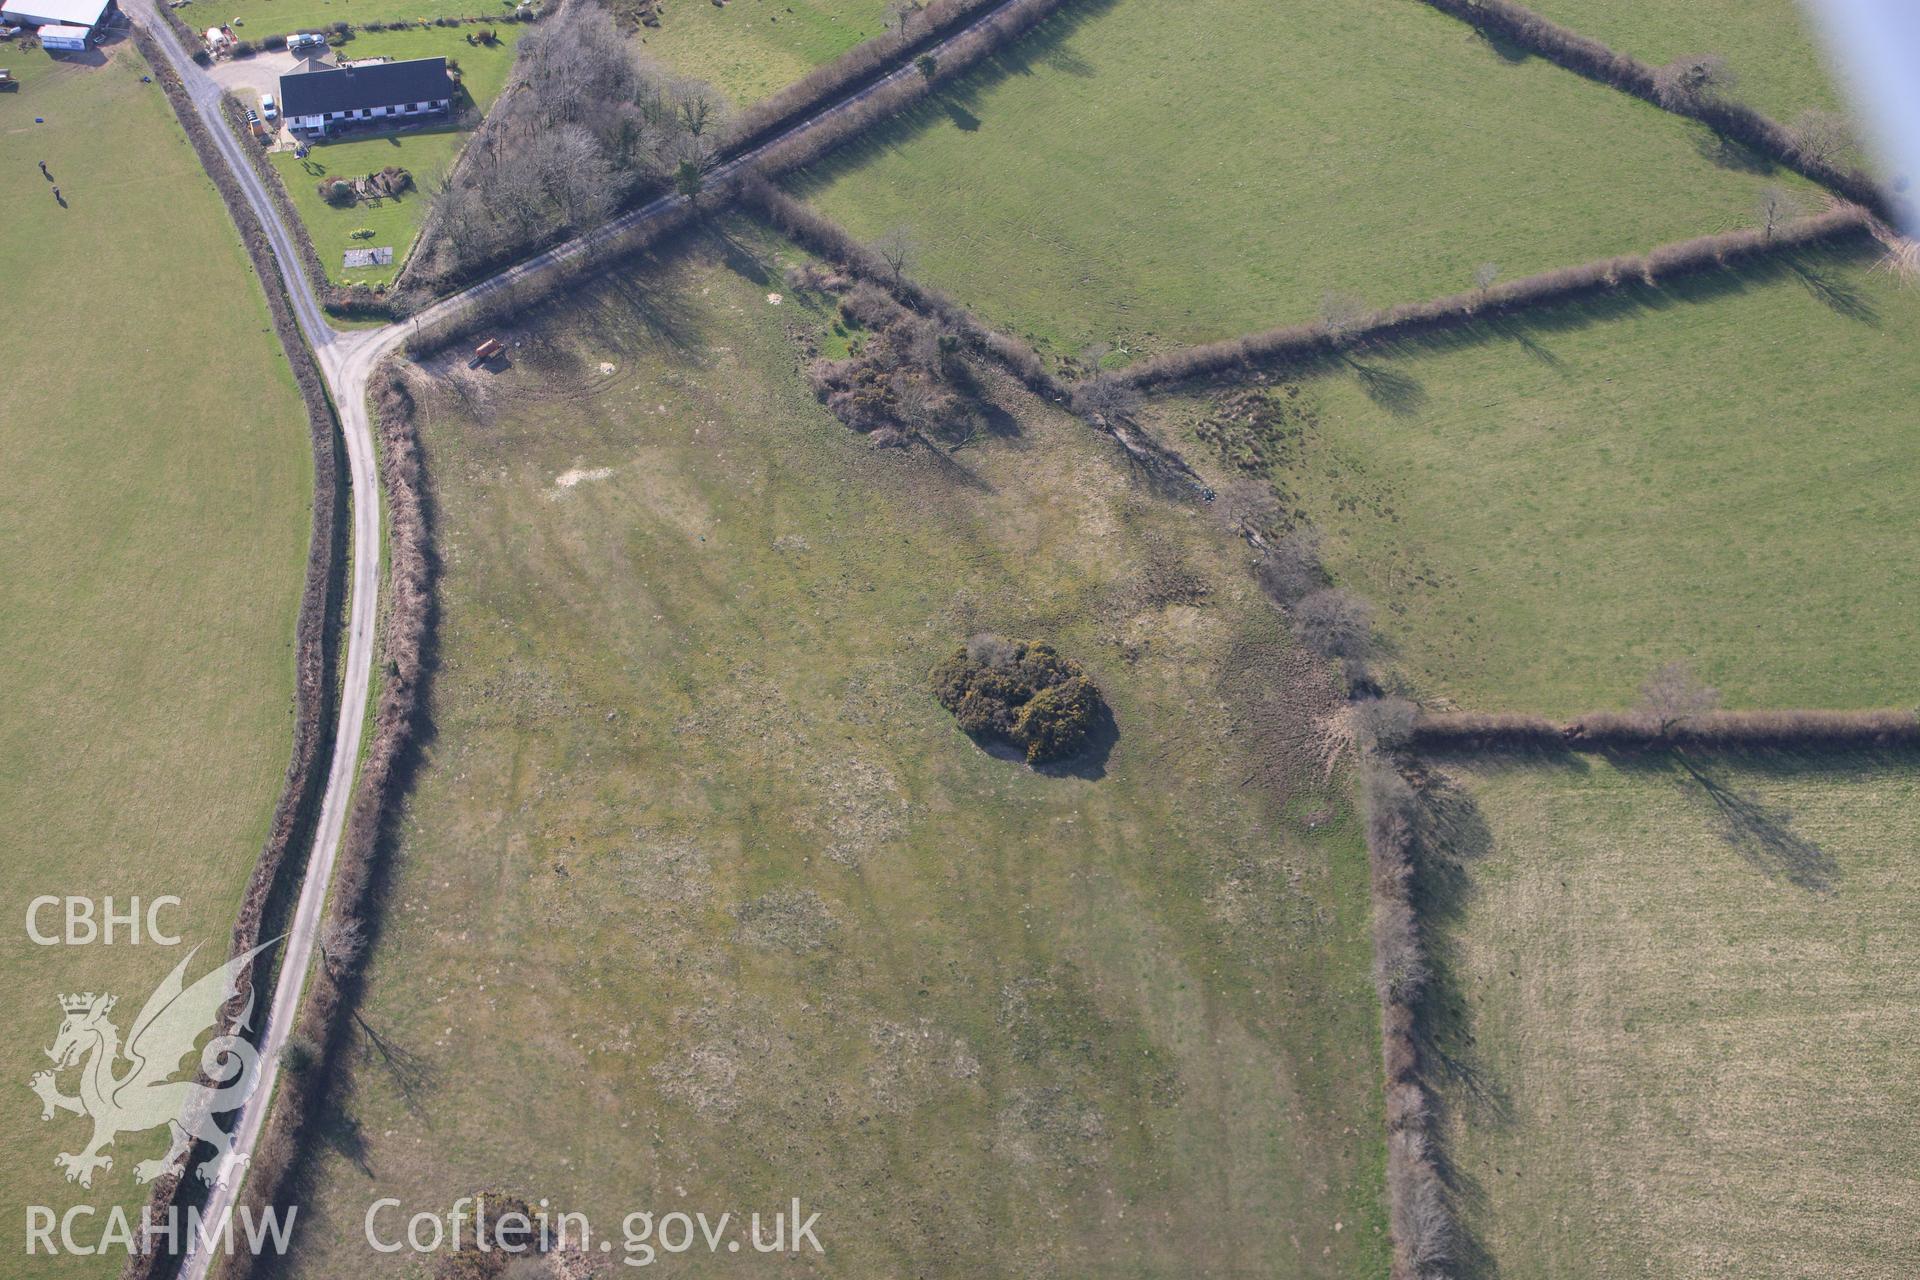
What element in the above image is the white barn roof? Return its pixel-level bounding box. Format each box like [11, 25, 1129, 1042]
[0, 0, 109, 27]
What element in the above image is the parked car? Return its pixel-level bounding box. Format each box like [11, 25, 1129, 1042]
[259, 93, 276, 121]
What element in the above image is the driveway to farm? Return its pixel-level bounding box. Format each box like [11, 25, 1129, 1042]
[203, 47, 318, 101]
[125, 0, 1032, 1272]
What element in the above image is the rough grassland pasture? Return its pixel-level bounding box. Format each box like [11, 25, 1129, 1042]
[1157, 244, 1920, 715]
[638, 0, 888, 104]
[1525, 0, 1847, 121]
[1427, 755, 1920, 1279]
[789, 0, 1816, 360]
[0, 44, 311, 1280]
[272, 223, 1388, 1278]
[266, 26, 524, 286]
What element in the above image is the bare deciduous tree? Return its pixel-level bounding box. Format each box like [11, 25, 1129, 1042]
[1319, 290, 1369, 342]
[409, 4, 731, 284]
[1069, 375, 1141, 424]
[1473, 262, 1500, 293]
[884, 0, 925, 34]
[1638, 660, 1720, 733]
[1652, 53, 1737, 108]
[1254, 527, 1325, 605]
[1292, 587, 1374, 662]
[871, 225, 915, 282]
[1217, 478, 1282, 539]
[320, 917, 368, 976]
[1788, 108, 1851, 167]
[1756, 184, 1799, 240]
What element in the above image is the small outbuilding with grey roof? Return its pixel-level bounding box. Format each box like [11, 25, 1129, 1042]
[280, 56, 454, 137]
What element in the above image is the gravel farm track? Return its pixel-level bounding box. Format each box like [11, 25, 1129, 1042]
[121, 0, 1030, 1271]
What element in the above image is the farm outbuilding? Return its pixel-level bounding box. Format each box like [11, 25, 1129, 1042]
[36, 20, 87, 47]
[0, 0, 112, 35]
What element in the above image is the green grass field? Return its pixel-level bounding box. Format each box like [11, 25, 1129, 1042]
[220, 0, 524, 41]
[266, 26, 522, 286]
[788, 0, 1818, 361]
[0, 43, 311, 1278]
[1524, 0, 1848, 122]
[638, 0, 887, 104]
[1427, 754, 1920, 1279]
[1159, 243, 1920, 715]
[268, 221, 1389, 1277]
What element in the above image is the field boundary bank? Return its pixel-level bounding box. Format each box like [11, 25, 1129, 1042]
[126, 24, 347, 1279]
[1115, 207, 1870, 389]
[1410, 708, 1920, 753]
[1361, 761, 1457, 1278]
[1416, 0, 1897, 222]
[220, 366, 435, 1280]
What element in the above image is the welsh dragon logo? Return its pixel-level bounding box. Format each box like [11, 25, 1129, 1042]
[30, 941, 275, 1189]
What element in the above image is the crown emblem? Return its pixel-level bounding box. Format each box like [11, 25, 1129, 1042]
[59, 992, 113, 1015]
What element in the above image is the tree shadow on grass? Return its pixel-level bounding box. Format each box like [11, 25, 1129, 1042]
[1670, 752, 1838, 893]
[1691, 125, 1776, 175]
[1787, 257, 1880, 325]
[1405, 767, 1507, 1280]
[1348, 357, 1429, 416]
[352, 1009, 439, 1119]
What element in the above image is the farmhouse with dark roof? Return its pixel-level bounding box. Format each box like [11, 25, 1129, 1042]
[280, 57, 455, 138]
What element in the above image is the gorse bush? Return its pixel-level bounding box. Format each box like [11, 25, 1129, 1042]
[930, 636, 1106, 764]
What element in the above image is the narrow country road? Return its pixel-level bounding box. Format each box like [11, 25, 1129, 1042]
[120, 0, 1032, 1273]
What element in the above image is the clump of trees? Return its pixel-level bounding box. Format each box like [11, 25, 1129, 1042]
[804, 279, 977, 447]
[413, 1, 727, 287]
[930, 636, 1106, 764]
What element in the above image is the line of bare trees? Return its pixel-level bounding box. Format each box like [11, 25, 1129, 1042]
[402, 0, 730, 292]
[1116, 204, 1871, 389]
[1417, 0, 1897, 222]
[126, 25, 347, 1278]
[212, 367, 436, 1280]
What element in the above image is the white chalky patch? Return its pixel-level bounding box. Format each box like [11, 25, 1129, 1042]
[554, 466, 614, 490]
